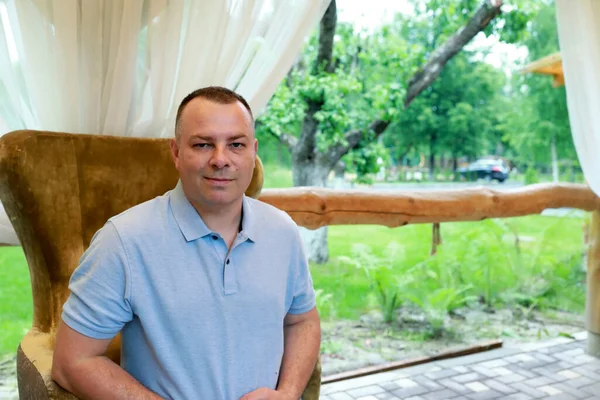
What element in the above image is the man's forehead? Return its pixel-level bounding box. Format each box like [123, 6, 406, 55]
[182, 97, 252, 120]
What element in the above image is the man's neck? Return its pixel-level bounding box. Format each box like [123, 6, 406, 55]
[191, 199, 243, 240]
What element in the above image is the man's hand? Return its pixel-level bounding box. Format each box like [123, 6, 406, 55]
[238, 387, 293, 400]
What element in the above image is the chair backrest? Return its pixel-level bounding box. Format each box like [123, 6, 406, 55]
[0, 130, 263, 334]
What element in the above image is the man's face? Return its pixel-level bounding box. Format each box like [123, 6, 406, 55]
[170, 98, 257, 210]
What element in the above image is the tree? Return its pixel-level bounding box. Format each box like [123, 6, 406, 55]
[258, 0, 538, 263]
[502, 1, 576, 177]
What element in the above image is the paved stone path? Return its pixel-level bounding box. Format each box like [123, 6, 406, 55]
[320, 332, 600, 399]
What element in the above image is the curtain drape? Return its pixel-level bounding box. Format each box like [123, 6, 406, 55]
[556, 0, 600, 196]
[0, 0, 331, 244]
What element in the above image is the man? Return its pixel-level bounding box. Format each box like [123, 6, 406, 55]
[51, 87, 321, 399]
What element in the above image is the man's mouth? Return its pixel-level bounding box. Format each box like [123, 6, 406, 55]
[204, 177, 233, 184]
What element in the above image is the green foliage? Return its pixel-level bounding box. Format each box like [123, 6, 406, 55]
[502, 2, 577, 168]
[261, 163, 293, 188]
[338, 242, 413, 323]
[310, 215, 585, 324]
[0, 247, 32, 354]
[524, 166, 539, 185]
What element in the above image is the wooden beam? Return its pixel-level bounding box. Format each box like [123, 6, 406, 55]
[258, 183, 600, 230]
[587, 211, 600, 355]
[322, 339, 503, 384]
[521, 52, 562, 75]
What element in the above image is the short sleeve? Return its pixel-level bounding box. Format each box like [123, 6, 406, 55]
[287, 227, 316, 315]
[61, 222, 133, 339]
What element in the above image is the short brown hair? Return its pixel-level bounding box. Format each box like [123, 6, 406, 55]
[174, 86, 254, 139]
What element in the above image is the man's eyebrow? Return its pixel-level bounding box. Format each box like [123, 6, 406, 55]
[189, 133, 249, 141]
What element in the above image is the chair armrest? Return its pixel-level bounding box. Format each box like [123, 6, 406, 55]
[17, 330, 78, 400]
[17, 329, 320, 399]
[301, 355, 321, 400]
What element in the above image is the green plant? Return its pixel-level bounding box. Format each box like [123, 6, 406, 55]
[408, 286, 477, 338]
[339, 242, 412, 323]
[524, 165, 539, 185]
[314, 289, 335, 320]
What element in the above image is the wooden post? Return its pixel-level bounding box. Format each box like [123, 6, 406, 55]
[431, 223, 442, 256]
[586, 210, 600, 356]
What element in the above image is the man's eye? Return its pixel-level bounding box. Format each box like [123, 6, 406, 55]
[193, 143, 211, 148]
[230, 143, 244, 148]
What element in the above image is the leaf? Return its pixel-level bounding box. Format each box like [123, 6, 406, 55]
[558, 332, 576, 340]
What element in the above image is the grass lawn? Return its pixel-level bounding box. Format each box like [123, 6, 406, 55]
[312, 215, 587, 322]
[0, 246, 31, 354]
[0, 215, 587, 356]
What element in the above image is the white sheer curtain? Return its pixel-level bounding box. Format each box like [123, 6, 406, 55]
[0, 0, 330, 244]
[555, 0, 600, 196]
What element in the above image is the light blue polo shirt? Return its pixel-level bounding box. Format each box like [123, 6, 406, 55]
[62, 181, 316, 400]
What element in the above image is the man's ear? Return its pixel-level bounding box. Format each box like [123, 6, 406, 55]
[253, 138, 258, 157]
[170, 138, 180, 170]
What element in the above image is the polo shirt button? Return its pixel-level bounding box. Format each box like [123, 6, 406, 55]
[211, 235, 218, 240]
[226, 259, 230, 265]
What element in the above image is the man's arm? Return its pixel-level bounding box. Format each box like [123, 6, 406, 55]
[277, 307, 321, 398]
[51, 322, 162, 400]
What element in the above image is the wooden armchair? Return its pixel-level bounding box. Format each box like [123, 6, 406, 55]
[0, 130, 321, 399]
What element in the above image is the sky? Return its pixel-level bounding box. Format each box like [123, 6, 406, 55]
[336, 0, 529, 73]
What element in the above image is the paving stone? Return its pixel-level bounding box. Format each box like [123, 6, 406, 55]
[496, 373, 526, 384]
[504, 364, 537, 378]
[390, 385, 429, 398]
[470, 365, 500, 378]
[521, 375, 555, 388]
[422, 389, 460, 400]
[379, 382, 399, 392]
[375, 393, 401, 400]
[503, 394, 533, 400]
[479, 359, 509, 368]
[356, 396, 380, 400]
[466, 390, 504, 400]
[411, 375, 443, 391]
[347, 385, 386, 398]
[544, 395, 581, 400]
[438, 377, 473, 396]
[508, 382, 547, 398]
[452, 372, 484, 384]
[549, 382, 588, 399]
[423, 368, 460, 380]
[394, 378, 419, 389]
[561, 375, 593, 389]
[482, 379, 517, 395]
[539, 385, 563, 396]
[465, 382, 490, 392]
[452, 366, 470, 374]
[329, 393, 353, 400]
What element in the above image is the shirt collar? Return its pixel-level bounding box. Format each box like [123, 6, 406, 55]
[169, 180, 258, 242]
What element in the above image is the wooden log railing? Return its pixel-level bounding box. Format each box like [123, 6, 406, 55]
[259, 182, 600, 355]
[258, 183, 600, 229]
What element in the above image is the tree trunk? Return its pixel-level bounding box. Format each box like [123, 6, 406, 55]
[551, 134, 559, 183]
[293, 161, 331, 264]
[429, 136, 436, 181]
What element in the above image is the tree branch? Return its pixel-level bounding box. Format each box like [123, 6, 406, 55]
[255, 121, 297, 152]
[404, 0, 503, 108]
[314, 0, 337, 74]
[296, 1, 337, 163]
[324, 119, 391, 168]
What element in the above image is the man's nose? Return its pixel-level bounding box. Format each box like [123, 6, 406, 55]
[209, 145, 229, 169]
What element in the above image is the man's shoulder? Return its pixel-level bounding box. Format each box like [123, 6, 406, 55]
[107, 191, 172, 239]
[246, 197, 298, 233]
